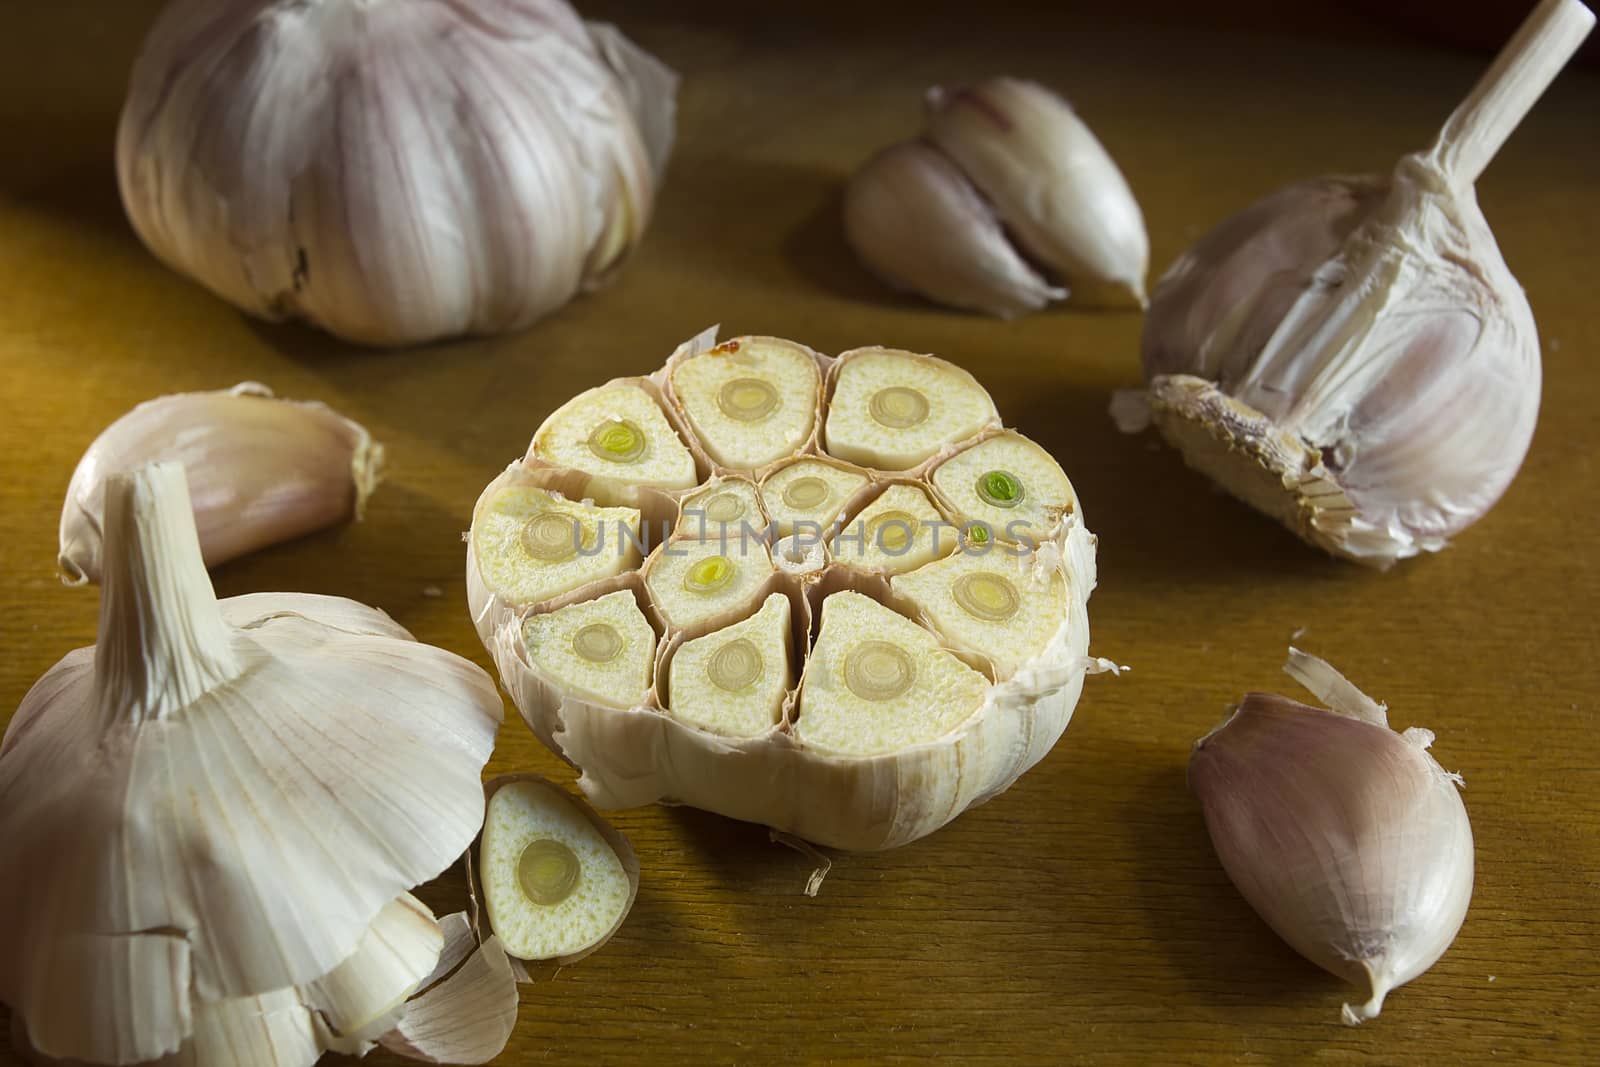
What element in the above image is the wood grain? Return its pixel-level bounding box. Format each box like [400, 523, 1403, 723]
[1, 2, 1596, 1064]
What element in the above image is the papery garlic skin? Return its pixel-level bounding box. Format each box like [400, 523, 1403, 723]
[924, 77, 1149, 307]
[844, 141, 1067, 318]
[1, 463, 502, 1064]
[58, 382, 383, 585]
[1189, 650, 1474, 1024]
[116, 0, 677, 346]
[1137, 0, 1594, 566]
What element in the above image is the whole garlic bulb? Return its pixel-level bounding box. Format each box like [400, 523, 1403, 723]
[1, 463, 507, 1064]
[116, 0, 678, 346]
[845, 77, 1148, 316]
[1190, 649, 1474, 1024]
[1136, 0, 1594, 566]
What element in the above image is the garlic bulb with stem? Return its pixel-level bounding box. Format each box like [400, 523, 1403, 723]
[116, 0, 677, 346]
[1136, 0, 1595, 567]
[467, 329, 1119, 850]
[845, 77, 1147, 316]
[58, 382, 383, 585]
[2, 462, 509, 1064]
[1189, 648, 1473, 1025]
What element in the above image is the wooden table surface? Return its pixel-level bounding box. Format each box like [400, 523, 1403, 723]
[3, 2, 1597, 1064]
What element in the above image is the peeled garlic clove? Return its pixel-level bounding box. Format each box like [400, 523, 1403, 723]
[643, 536, 776, 633]
[479, 776, 639, 963]
[668, 336, 821, 469]
[892, 550, 1068, 678]
[58, 382, 383, 586]
[929, 430, 1076, 546]
[831, 483, 953, 575]
[530, 379, 699, 496]
[117, 0, 676, 346]
[823, 347, 1000, 470]
[666, 592, 793, 738]
[797, 590, 989, 756]
[844, 140, 1068, 318]
[1138, 0, 1595, 566]
[924, 77, 1149, 306]
[1189, 649, 1474, 1024]
[523, 589, 657, 708]
[759, 457, 870, 538]
[675, 476, 766, 540]
[1, 462, 502, 1064]
[471, 483, 642, 609]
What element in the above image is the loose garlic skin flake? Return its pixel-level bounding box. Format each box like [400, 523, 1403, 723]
[469, 330, 1108, 850]
[480, 776, 640, 964]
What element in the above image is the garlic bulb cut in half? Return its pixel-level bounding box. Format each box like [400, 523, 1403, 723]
[824, 347, 1000, 470]
[58, 382, 383, 585]
[1190, 649, 1474, 1024]
[0, 463, 504, 1065]
[467, 330, 1110, 850]
[480, 776, 640, 963]
[844, 78, 1147, 316]
[760, 457, 871, 537]
[667, 592, 795, 738]
[831, 483, 954, 575]
[667, 336, 823, 469]
[1137, 0, 1596, 567]
[116, 0, 678, 346]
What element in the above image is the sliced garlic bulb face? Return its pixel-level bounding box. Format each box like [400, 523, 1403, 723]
[669, 336, 821, 469]
[467, 331, 1107, 850]
[471, 485, 642, 608]
[823, 348, 1000, 470]
[667, 592, 794, 738]
[531, 379, 698, 494]
[479, 776, 639, 963]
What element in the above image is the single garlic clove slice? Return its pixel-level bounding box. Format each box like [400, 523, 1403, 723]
[1189, 650, 1474, 1024]
[759, 457, 870, 538]
[924, 77, 1149, 306]
[643, 535, 776, 633]
[531, 380, 697, 494]
[929, 431, 1075, 545]
[796, 590, 988, 756]
[831, 483, 954, 575]
[669, 336, 821, 469]
[480, 776, 639, 963]
[674, 476, 766, 540]
[824, 348, 1000, 470]
[523, 590, 657, 708]
[472, 486, 641, 608]
[666, 592, 793, 738]
[58, 382, 384, 585]
[843, 140, 1068, 318]
[892, 549, 1068, 678]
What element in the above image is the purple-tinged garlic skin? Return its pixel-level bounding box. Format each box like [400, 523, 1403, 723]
[59, 383, 383, 585]
[1189, 651, 1474, 1024]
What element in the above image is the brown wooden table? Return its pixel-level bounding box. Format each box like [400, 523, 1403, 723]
[3, 2, 1596, 1064]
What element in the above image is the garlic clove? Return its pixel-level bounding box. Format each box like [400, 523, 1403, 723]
[471, 485, 642, 609]
[759, 457, 871, 538]
[892, 549, 1069, 678]
[668, 336, 822, 469]
[479, 776, 639, 963]
[1189, 649, 1474, 1024]
[58, 382, 383, 586]
[830, 483, 954, 575]
[929, 430, 1076, 546]
[305, 893, 444, 1054]
[530, 379, 699, 495]
[1138, 0, 1595, 566]
[796, 590, 989, 757]
[924, 77, 1149, 307]
[643, 535, 776, 634]
[675, 476, 767, 540]
[843, 140, 1068, 318]
[823, 347, 1000, 470]
[666, 592, 793, 739]
[523, 589, 657, 708]
[377, 915, 519, 1065]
